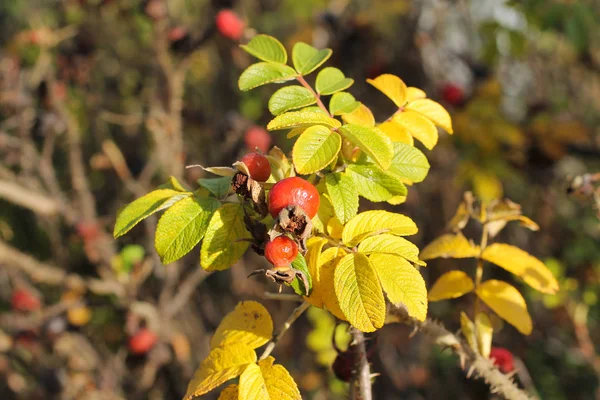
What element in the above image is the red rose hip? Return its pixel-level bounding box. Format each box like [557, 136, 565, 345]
[215, 10, 244, 41]
[264, 236, 298, 267]
[490, 347, 514, 373]
[241, 152, 271, 182]
[441, 83, 464, 106]
[244, 126, 271, 153]
[128, 328, 158, 355]
[11, 289, 41, 312]
[268, 177, 320, 219]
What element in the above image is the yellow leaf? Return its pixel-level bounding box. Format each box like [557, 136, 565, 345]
[305, 237, 327, 283]
[342, 210, 418, 247]
[210, 301, 273, 350]
[326, 216, 344, 239]
[475, 280, 532, 335]
[460, 312, 477, 353]
[305, 246, 347, 321]
[184, 344, 257, 399]
[67, 306, 92, 326]
[218, 384, 239, 400]
[447, 192, 474, 232]
[370, 254, 427, 321]
[341, 103, 375, 127]
[366, 74, 407, 107]
[238, 358, 301, 400]
[312, 193, 334, 233]
[393, 110, 438, 150]
[358, 234, 424, 266]
[377, 121, 414, 145]
[475, 313, 493, 359]
[428, 270, 474, 302]
[406, 99, 453, 134]
[406, 87, 426, 102]
[420, 233, 480, 260]
[334, 253, 386, 332]
[482, 244, 559, 294]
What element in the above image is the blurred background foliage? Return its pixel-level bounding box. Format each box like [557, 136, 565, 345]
[0, 0, 599, 399]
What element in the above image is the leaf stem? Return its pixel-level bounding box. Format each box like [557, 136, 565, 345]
[473, 222, 490, 347]
[259, 301, 310, 360]
[296, 75, 332, 117]
[350, 327, 372, 400]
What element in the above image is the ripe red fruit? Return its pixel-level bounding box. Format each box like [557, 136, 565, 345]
[490, 347, 514, 373]
[244, 126, 271, 153]
[268, 177, 320, 219]
[215, 10, 244, 41]
[441, 83, 464, 106]
[128, 329, 158, 355]
[264, 236, 298, 267]
[241, 152, 271, 182]
[11, 289, 41, 312]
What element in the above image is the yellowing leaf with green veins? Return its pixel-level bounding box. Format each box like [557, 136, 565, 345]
[329, 92, 361, 115]
[183, 344, 256, 400]
[305, 247, 346, 320]
[406, 87, 426, 102]
[113, 189, 191, 238]
[312, 192, 334, 233]
[210, 301, 273, 350]
[267, 110, 340, 131]
[201, 203, 251, 271]
[292, 42, 332, 75]
[367, 74, 408, 107]
[339, 124, 393, 170]
[420, 233, 481, 260]
[377, 121, 414, 145]
[268, 86, 316, 115]
[326, 216, 344, 239]
[334, 253, 385, 332]
[325, 172, 358, 224]
[388, 143, 430, 183]
[394, 110, 439, 150]
[240, 35, 287, 63]
[292, 125, 341, 174]
[370, 254, 427, 321]
[482, 244, 559, 294]
[238, 357, 301, 400]
[345, 164, 406, 202]
[315, 67, 354, 95]
[475, 280, 532, 335]
[155, 196, 220, 264]
[238, 62, 298, 91]
[341, 103, 375, 126]
[475, 313, 493, 358]
[218, 384, 239, 400]
[358, 234, 424, 266]
[406, 99, 453, 134]
[428, 270, 474, 301]
[342, 210, 418, 246]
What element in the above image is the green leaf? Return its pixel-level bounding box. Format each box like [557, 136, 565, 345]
[289, 253, 312, 296]
[267, 110, 341, 131]
[113, 189, 191, 238]
[201, 203, 252, 271]
[345, 164, 406, 202]
[334, 253, 385, 332]
[240, 34, 287, 63]
[325, 172, 358, 224]
[238, 62, 298, 91]
[339, 124, 393, 170]
[315, 67, 354, 95]
[155, 196, 220, 264]
[162, 176, 189, 192]
[292, 42, 332, 75]
[388, 143, 430, 183]
[198, 177, 233, 199]
[268, 86, 316, 115]
[329, 92, 360, 115]
[292, 126, 341, 174]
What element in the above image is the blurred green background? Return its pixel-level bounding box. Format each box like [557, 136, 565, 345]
[0, 0, 599, 399]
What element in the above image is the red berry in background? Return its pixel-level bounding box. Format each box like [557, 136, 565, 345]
[128, 329, 158, 355]
[11, 289, 41, 312]
[244, 126, 271, 153]
[241, 152, 271, 182]
[264, 236, 298, 267]
[441, 83, 464, 106]
[215, 10, 245, 41]
[268, 177, 320, 219]
[490, 347, 514, 374]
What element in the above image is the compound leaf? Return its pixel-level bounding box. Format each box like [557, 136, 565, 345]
[428, 270, 474, 301]
[292, 125, 341, 174]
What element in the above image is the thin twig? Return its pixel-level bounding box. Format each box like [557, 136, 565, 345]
[297, 75, 332, 117]
[259, 301, 310, 360]
[0, 179, 59, 217]
[350, 327, 372, 400]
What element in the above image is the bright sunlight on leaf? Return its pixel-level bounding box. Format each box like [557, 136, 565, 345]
[428, 270, 474, 301]
[476, 280, 533, 335]
[210, 301, 273, 350]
